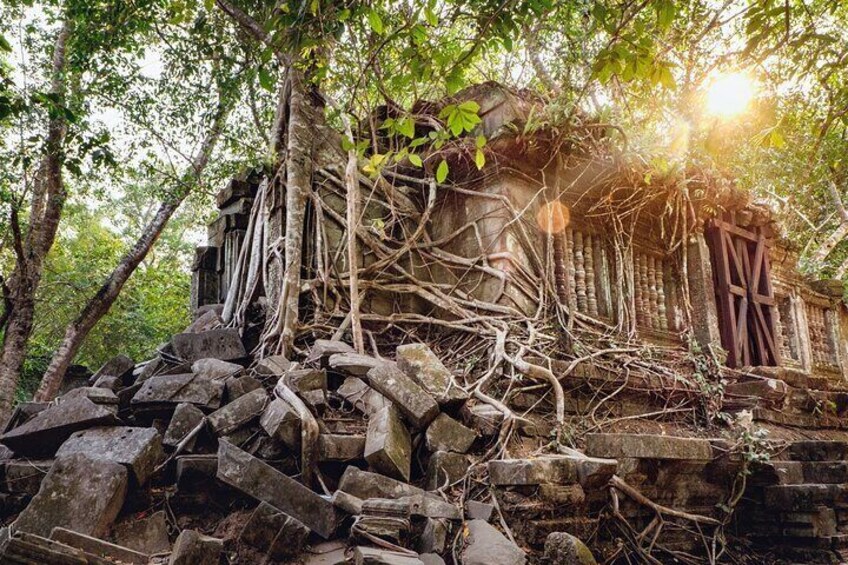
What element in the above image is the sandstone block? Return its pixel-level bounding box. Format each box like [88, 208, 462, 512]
[55, 426, 164, 485]
[319, 434, 366, 462]
[584, 433, 714, 461]
[207, 387, 268, 436]
[338, 466, 427, 501]
[488, 456, 581, 486]
[330, 352, 385, 376]
[163, 403, 205, 449]
[396, 343, 468, 408]
[192, 358, 242, 380]
[240, 501, 309, 560]
[461, 519, 525, 565]
[259, 397, 301, 449]
[168, 530, 223, 565]
[426, 451, 469, 491]
[171, 328, 246, 363]
[543, 532, 597, 564]
[131, 373, 224, 411]
[354, 546, 425, 564]
[338, 376, 391, 415]
[367, 362, 439, 429]
[365, 406, 412, 481]
[425, 413, 476, 453]
[111, 510, 171, 555]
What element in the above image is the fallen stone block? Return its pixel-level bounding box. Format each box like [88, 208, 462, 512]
[396, 343, 468, 408]
[354, 546, 425, 564]
[284, 368, 328, 393]
[207, 387, 268, 436]
[92, 374, 121, 391]
[488, 456, 581, 486]
[0, 396, 117, 457]
[418, 517, 448, 554]
[303, 540, 348, 564]
[339, 466, 428, 501]
[224, 375, 262, 402]
[171, 328, 247, 363]
[425, 414, 476, 453]
[3, 459, 51, 496]
[131, 373, 224, 412]
[192, 358, 242, 380]
[426, 451, 470, 491]
[460, 403, 503, 436]
[329, 352, 386, 376]
[367, 362, 440, 429]
[55, 426, 164, 485]
[420, 554, 446, 565]
[186, 307, 223, 333]
[89, 354, 135, 386]
[240, 501, 309, 560]
[584, 433, 714, 461]
[338, 376, 391, 415]
[111, 510, 171, 555]
[307, 339, 355, 365]
[402, 494, 462, 520]
[556, 447, 618, 488]
[164, 403, 205, 449]
[51, 527, 149, 564]
[0, 531, 97, 563]
[255, 355, 292, 376]
[461, 519, 525, 565]
[331, 490, 364, 515]
[216, 440, 339, 538]
[365, 405, 412, 481]
[13, 453, 127, 539]
[465, 500, 493, 521]
[538, 483, 586, 505]
[726, 378, 788, 401]
[544, 531, 597, 564]
[319, 434, 366, 462]
[259, 397, 301, 449]
[168, 529, 223, 565]
[303, 389, 328, 414]
[59, 386, 119, 411]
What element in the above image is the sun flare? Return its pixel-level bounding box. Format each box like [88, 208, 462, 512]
[705, 72, 756, 118]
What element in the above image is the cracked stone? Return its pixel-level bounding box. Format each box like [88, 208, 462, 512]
[396, 343, 468, 408]
[365, 405, 412, 481]
[425, 414, 476, 453]
[366, 362, 440, 429]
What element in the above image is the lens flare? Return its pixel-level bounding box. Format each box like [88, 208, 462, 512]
[705, 72, 756, 118]
[536, 201, 570, 234]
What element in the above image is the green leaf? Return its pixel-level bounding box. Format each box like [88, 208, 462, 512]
[0, 35, 10, 52]
[258, 68, 274, 92]
[368, 10, 384, 35]
[458, 100, 480, 113]
[475, 149, 486, 170]
[397, 117, 415, 139]
[436, 160, 449, 183]
[424, 6, 438, 26]
[203, 0, 214, 12]
[476, 135, 487, 149]
[409, 154, 423, 167]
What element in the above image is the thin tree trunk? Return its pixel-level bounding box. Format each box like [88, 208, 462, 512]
[34, 93, 231, 402]
[0, 20, 72, 421]
[811, 179, 848, 265]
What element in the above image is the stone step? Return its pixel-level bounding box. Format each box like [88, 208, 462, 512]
[768, 461, 848, 485]
[778, 441, 848, 462]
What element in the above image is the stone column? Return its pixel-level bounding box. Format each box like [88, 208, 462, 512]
[685, 234, 722, 352]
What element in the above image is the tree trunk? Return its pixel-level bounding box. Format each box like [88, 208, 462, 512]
[34, 94, 231, 402]
[0, 20, 72, 421]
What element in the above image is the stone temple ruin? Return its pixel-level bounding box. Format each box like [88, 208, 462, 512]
[1, 83, 848, 564]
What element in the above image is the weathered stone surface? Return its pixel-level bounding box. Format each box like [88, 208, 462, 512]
[426, 414, 476, 453]
[163, 403, 205, 449]
[339, 466, 427, 500]
[319, 434, 366, 462]
[465, 500, 493, 521]
[307, 339, 355, 364]
[284, 368, 328, 393]
[367, 362, 440, 429]
[168, 530, 223, 565]
[89, 354, 135, 385]
[131, 373, 224, 411]
[56, 426, 164, 485]
[216, 440, 339, 538]
[207, 387, 268, 436]
[259, 397, 301, 449]
[763, 484, 845, 511]
[461, 519, 525, 565]
[186, 307, 223, 333]
[3, 459, 51, 495]
[396, 343, 468, 408]
[354, 546, 425, 564]
[111, 510, 171, 555]
[13, 453, 127, 539]
[303, 540, 348, 564]
[255, 355, 292, 376]
[420, 554, 447, 565]
[192, 358, 242, 380]
[303, 389, 328, 414]
[92, 374, 121, 391]
[461, 403, 503, 436]
[59, 386, 119, 409]
[538, 484, 586, 505]
[329, 352, 385, 376]
[331, 490, 364, 515]
[365, 405, 412, 481]
[488, 456, 581, 486]
[216, 178, 254, 208]
[0, 531, 97, 563]
[725, 378, 788, 401]
[402, 495, 462, 520]
[0, 396, 117, 456]
[171, 328, 247, 363]
[544, 532, 597, 565]
[786, 441, 848, 462]
[51, 527, 149, 564]
[426, 451, 470, 491]
[418, 518, 448, 554]
[584, 433, 713, 461]
[240, 501, 310, 560]
[557, 447, 618, 488]
[338, 376, 391, 416]
[225, 375, 262, 401]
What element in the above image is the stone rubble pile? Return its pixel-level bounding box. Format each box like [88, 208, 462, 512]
[0, 312, 606, 564]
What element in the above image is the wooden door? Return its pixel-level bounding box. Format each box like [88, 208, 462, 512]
[706, 215, 781, 368]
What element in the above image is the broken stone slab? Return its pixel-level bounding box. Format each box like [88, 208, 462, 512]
[216, 178, 255, 209]
[255, 355, 293, 376]
[307, 339, 355, 365]
[225, 375, 262, 401]
[171, 328, 247, 363]
[425, 414, 476, 453]
[338, 466, 428, 501]
[555, 447, 618, 488]
[168, 530, 223, 565]
[0, 531, 100, 563]
[59, 386, 119, 410]
[366, 362, 440, 429]
[460, 402, 503, 436]
[488, 456, 582, 486]
[338, 376, 392, 416]
[0, 396, 117, 457]
[111, 510, 171, 555]
[207, 387, 268, 436]
[303, 540, 348, 565]
[331, 490, 364, 515]
[418, 518, 448, 554]
[544, 532, 597, 565]
[216, 440, 339, 538]
[164, 403, 205, 449]
[319, 434, 366, 462]
[131, 373, 224, 412]
[329, 352, 387, 377]
[396, 343, 468, 408]
[50, 527, 150, 565]
[186, 307, 223, 333]
[401, 494, 462, 520]
[192, 358, 242, 380]
[284, 368, 328, 393]
[365, 405, 412, 481]
[303, 389, 328, 415]
[461, 519, 526, 565]
[3, 402, 50, 434]
[584, 433, 714, 461]
[725, 378, 788, 401]
[465, 500, 493, 521]
[786, 440, 848, 462]
[420, 555, 446, 565]
[240, 501, 310, 561]
[426, 451, 470, 491]
[259, 397, 301, 449]
[92, 374, 121, 391]
[88, 354, 135, 386]
[354, 546, 425, 565]
[13, 453, 127, 539]
[3, 459, 52, 495]
[55, 426, 164, 485]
